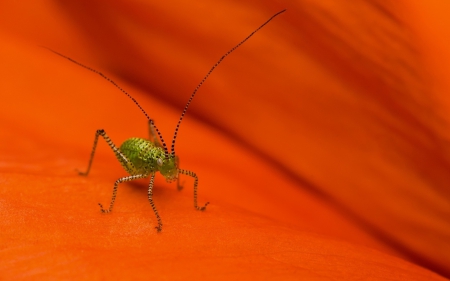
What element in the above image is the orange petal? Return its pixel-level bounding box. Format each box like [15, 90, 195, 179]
[0, 0, 449, 279]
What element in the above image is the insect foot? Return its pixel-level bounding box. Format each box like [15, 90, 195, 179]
[98, 203, 111, 213]
[196, 202, 210, 211]
[77, 170, 88, 176]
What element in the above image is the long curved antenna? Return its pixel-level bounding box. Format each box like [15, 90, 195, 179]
[170, 9, 286, 156]
[44, 47, 170, 158]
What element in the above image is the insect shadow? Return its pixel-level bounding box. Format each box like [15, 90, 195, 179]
[46, 9, 286, 232]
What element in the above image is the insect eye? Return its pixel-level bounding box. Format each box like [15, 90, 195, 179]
[157, 158, 163, 166]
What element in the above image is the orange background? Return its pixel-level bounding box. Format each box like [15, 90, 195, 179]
[0, 0, 449, 280]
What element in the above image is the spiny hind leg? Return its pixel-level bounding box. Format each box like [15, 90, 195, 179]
[78, 129, 132, 176]
[178, 169, 209, 211]
[148, 120, 161, 147]
[99, 174, 148, 213]
[147, 173, 163, 232]
[77, 129, 103, 176]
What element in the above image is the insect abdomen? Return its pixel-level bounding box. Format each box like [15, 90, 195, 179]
[119, 138, 164, 175]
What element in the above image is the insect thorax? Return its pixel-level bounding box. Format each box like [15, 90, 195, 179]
[119, 138, 178, 181]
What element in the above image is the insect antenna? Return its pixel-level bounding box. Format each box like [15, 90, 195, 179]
[170, 9, 286, 157]
[44, 48, 170, 158]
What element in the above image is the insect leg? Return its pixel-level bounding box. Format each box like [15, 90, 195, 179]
[177, 176, 183, 191]
[147, 120, 161, 146]
[77, 129, 103, 176]
[147, 173, 163, 232]
[78, 129, 131, 176]
[176, 158, 184, 191]
[178, 169, 209, 211]
[99, 174, 148, 213]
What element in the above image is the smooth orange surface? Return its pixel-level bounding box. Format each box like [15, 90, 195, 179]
[0, 1, 449, 280]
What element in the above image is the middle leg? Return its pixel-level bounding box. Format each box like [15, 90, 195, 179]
[99, 174, 148, 213]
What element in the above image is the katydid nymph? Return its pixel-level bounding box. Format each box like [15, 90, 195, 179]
[48, 9, 286, 232]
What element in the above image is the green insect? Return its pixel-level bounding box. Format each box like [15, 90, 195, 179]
[48, 9, 285, 232]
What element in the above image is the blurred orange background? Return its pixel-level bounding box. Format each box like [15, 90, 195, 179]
[0, 0, 449, 280]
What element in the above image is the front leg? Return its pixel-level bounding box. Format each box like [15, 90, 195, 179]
[178, 169, 209, 211]
[176, 158, 184, 191]
[177, 177, 184, 191]
[147, 173, 163, 232]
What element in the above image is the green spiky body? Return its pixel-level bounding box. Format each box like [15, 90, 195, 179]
[119, 138, 179, 181]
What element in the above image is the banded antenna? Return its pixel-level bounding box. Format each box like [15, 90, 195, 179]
[44, 48, 171, 159]
[170, 9, 286, 157]
[44, 9, 286, 160]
